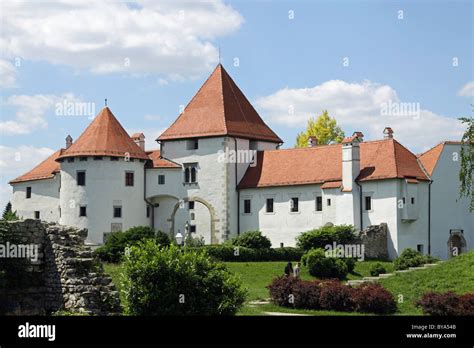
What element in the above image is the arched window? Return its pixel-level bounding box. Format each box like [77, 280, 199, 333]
[191, 167, 197, 183]
[184, 167, 190, 183]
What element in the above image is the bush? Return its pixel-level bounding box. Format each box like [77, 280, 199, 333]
[302, 248, 348, 279]
[416, 291, 474, 316]
[231, 230, 272, 249]
[319, 280, 354, 311]
[187, 245, 304, 262]
[94, 226, 170, 262]
[266, 276, 301, 307]
[369, 263, 387, 276]
[184, 234, 205, 247]
[296, 225, 356, 252]
[393, 248, 439, 270]
[352, 283, 396, 314]
[123, 241, 247, 315]
[267, 277, 396, 314]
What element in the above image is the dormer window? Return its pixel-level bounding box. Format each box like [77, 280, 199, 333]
[187, 139, 199, 150]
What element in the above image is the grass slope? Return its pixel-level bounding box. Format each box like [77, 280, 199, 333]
[379, 250, 474, 315]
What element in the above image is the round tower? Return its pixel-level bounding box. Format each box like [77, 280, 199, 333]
[57, 107, 151, 245]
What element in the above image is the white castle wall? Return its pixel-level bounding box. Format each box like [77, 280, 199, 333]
[59, 157, 149, 245]
[429, 144, 473, 259]
[11, 175, 60, 222]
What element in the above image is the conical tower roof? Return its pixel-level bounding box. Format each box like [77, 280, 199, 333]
[57, 107, 149, 160]
[158, 64, 282, 143]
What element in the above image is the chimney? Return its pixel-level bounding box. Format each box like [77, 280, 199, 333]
[383, 127, 394, 139]
[352, 131, 364, 142]
[307, 136, 318, 147]
[66, 135, 73, 149]
[341, 134, 362, 191]
[132, 133, 145, 150]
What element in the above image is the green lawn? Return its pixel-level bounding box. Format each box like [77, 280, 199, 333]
[102, 252, 473, 316]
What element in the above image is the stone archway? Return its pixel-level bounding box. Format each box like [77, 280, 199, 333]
[447, 230, 467, 257]
[168, 197, 220, 244]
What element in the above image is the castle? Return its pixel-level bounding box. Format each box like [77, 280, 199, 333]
[9, 64, 472, 259]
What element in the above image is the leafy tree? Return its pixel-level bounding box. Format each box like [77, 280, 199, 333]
[1, 202, 18, 221]
[295, 110, 345, 148]
[459, 117, 473, 211]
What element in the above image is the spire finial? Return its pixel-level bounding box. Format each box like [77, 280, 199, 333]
[105, 98, 107, 107]
[218, 45, 221, 64]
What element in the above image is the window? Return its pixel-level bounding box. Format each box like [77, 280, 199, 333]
[290, 197, 299, 212]
[365, 196, 372, 211]
[79, 206, 87, 217]
[190, 225, 197, 233]
[125, 172, 134, 186]
[187, 139, 199, 150]
[402, 197, 406, 205]
[146, 206, 150, 218]
[26, 187, 31, 199]
[244, 199, 251, 214]
[67, 157, 74, 163]
[316, 196, 323, 211]
[411, 197, 415, 204]
[110, 157, 119, 161]
[188, 201, 195, 210]
[77, 171, 86, 186]
[266, 198, 274, 213]
[184, 165, 198, 183]
[79, 157, 88, 161]
[327, 199, 331, 207]
[113, 206, 122, 218]
[158, 175, 165, 185]
[34, 211, 40, 219]
[93, 156, 103, 160]
[417, 244, 424, 253]
[249, 140, 258, 150]
[280, 243, 284, 248]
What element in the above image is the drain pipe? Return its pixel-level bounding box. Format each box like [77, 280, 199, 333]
[233, 137, 240, 235]
[428, 180, 433, 255]
[356, 181, 363, 231]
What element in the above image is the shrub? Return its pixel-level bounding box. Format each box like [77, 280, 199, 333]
[231, 230, 272, 249]
[352, 283, 396, 314]
[393, 248, 439, 270]
[319, 280, 355, 312]
[267, 277, 396, 314]
[187, 245, 304, 262]
[266, 276, 300, 307]
[302, 248, 348, 279]
[296, 225, 356, 251]
[184, 234, 205, 247]
[416, 291, 474, 316]
[369, 263, 387, 276]
[94, 226, 169, 262]
[123, 241, 247, 315]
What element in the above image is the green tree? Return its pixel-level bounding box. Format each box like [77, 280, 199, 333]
[1, 202, 18, 221]
[295, 110, 345, 148]
[459, 116, 473, 211]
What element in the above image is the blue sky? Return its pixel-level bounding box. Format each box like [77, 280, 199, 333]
[0, 0, 472, 209]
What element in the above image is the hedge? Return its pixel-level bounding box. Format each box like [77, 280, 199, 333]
[186, 245, 304, 262]
[296, 225, 357, 252]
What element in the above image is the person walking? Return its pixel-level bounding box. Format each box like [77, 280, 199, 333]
[293, 262, 301, 278]
[284, 262, 293, 277]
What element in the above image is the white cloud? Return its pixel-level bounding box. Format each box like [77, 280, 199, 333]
[0, 59, 17, 88]
[458, 81, 474, 97]
[256, 80, 465, 152]
[0, 145, 56, 210]
[144, 114, 163, 121]
[0, 93, 82, 135]
[1, 0, 243, 79]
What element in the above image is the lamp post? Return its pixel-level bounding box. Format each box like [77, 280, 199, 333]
[175, 230, 184, 246]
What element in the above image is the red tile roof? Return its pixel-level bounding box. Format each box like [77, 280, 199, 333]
[146, 150, 181, 169]
[9, 150, 61, 184]
[321, 181, 342, 189]
[158, 64, 282, 143]
[418, 141, 462, 176]
[57, 107, 149, 160]
[238, 138, 430, 189]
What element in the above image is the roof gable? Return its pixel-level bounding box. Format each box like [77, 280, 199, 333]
[57, 107, 149, 160]
[158, 64, 282, 143]
[145, 150, 181, 168]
